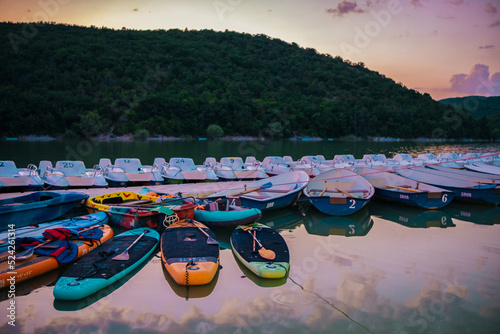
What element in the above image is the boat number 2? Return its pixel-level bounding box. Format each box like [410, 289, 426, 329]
[349, 199, 356, 209]
[442, 194, 448, 203]
[0, 162, 4, 167]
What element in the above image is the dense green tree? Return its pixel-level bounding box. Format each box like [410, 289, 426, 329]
[0, 22, 494, 140]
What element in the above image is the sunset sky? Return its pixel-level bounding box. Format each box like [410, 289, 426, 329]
[1, 0, 499, 100]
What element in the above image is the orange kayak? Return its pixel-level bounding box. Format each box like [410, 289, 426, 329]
[0, 225, 113, 287]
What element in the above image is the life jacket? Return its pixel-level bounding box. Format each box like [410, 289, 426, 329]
[42, 228, 72, 240]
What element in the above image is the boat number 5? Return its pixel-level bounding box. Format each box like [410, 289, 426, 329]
[349, 199, 356, 209]
[442, 194, 448, 203]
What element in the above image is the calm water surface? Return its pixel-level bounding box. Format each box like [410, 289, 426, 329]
[0, 141, 499, 334]
[1, 139, 499, 166]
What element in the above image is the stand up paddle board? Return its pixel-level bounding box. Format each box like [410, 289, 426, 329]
[230, 223, 289, 279]
[161, 219, 219, 286]
[53, 227, 159, 300]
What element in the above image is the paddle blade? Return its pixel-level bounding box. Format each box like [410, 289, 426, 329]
[258, 247, 276, 260]
[111, 252, 130, 261]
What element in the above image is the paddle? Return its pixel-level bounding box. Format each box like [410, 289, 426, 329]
[189, 220, 219, 245]
[336, 188, 361, 198]
[241, 226, 276, 260]
[15, 239, 62, 260]
[319, 187, 328, 196]
[231, 182, 273, 197]
[112, 229, 149, 261]
[469, 180, 497, 184]
[384, 184, 423, 193]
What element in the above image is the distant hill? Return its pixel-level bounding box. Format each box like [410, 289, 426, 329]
[439, 96, 500, 118]
[0, 22, 497, 139]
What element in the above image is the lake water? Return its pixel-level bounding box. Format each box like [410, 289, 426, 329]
[1, 140, 499, 334]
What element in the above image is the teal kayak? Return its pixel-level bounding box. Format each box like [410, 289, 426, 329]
[194, 199, 262, 228]
[53, 227, 159, 300]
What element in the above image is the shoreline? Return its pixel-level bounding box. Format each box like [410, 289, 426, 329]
[3, 135, 497, 143]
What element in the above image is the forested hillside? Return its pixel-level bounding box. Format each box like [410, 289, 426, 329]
[1, 22, 497, 139]
[439, 96, 500, 118]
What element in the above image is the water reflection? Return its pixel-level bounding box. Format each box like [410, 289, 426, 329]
[442, 201, 500, 225]
[304, 207, 373, 237]
[258, 206, 305, 232]
[368, 200, 455, 228]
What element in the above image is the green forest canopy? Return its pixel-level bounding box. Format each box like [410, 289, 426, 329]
[1, 22, 499, 140]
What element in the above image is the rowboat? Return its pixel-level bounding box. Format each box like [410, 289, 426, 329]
[38, 160, 107, 189]
[303, 169, 374, 216]
[206, 171, 310, 211]
[427, 165, 500, 183]
[53, 227, 159, 300]
[0, 160, 43, 191]
[155, 157, 218, 183]
[193, 199, 262, 228]
[0, 191, 88, 231]
[464, 163, 500, 176]
[395, 167, 500, 205]
[0, 212, 108, 253]
[205, 157, 268, 180]
[98, 158, 164, 187]
[354, 167, 454, 209]
[139, 188, 262, 228]
[84, 191, 190, 231]
[161, 219, 219, 285]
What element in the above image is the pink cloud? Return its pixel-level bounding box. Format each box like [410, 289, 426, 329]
[485, 2, 498, 15]
[326, 0, 365, 17]
[410, 0, 424, 8]
[488, 20, 500, 28]
[446, 0, 464, 5]
[450, 64, 500, 96]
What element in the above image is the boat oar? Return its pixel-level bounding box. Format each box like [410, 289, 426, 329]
[241, 226, 275, 260]
[469, 180, 497, 184]
[231, 182, 273, 197]
[319, 187, 328, 196]
[190, 220, 219, 245]
[336, 188, 360, 198]
[15, 239, 63, 261]
[112, 229, 149, 261]
[384, 184, 423, 193]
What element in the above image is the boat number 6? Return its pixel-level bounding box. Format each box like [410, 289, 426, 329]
[349, 199, 356, 209]
[442, 194, 448, 203]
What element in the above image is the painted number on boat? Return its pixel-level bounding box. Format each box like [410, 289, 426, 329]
[442, 194, 448, 202]
[349, 199, 356, 209]
[266, 202, 275, 209]
[0, 162, 4, 167]
[175, 159, 185, 163]
[62, 162, 74, 168]
[460, 192, 472, 198]
[399, 194, 409, 200]
[348, 225, 355, 235]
